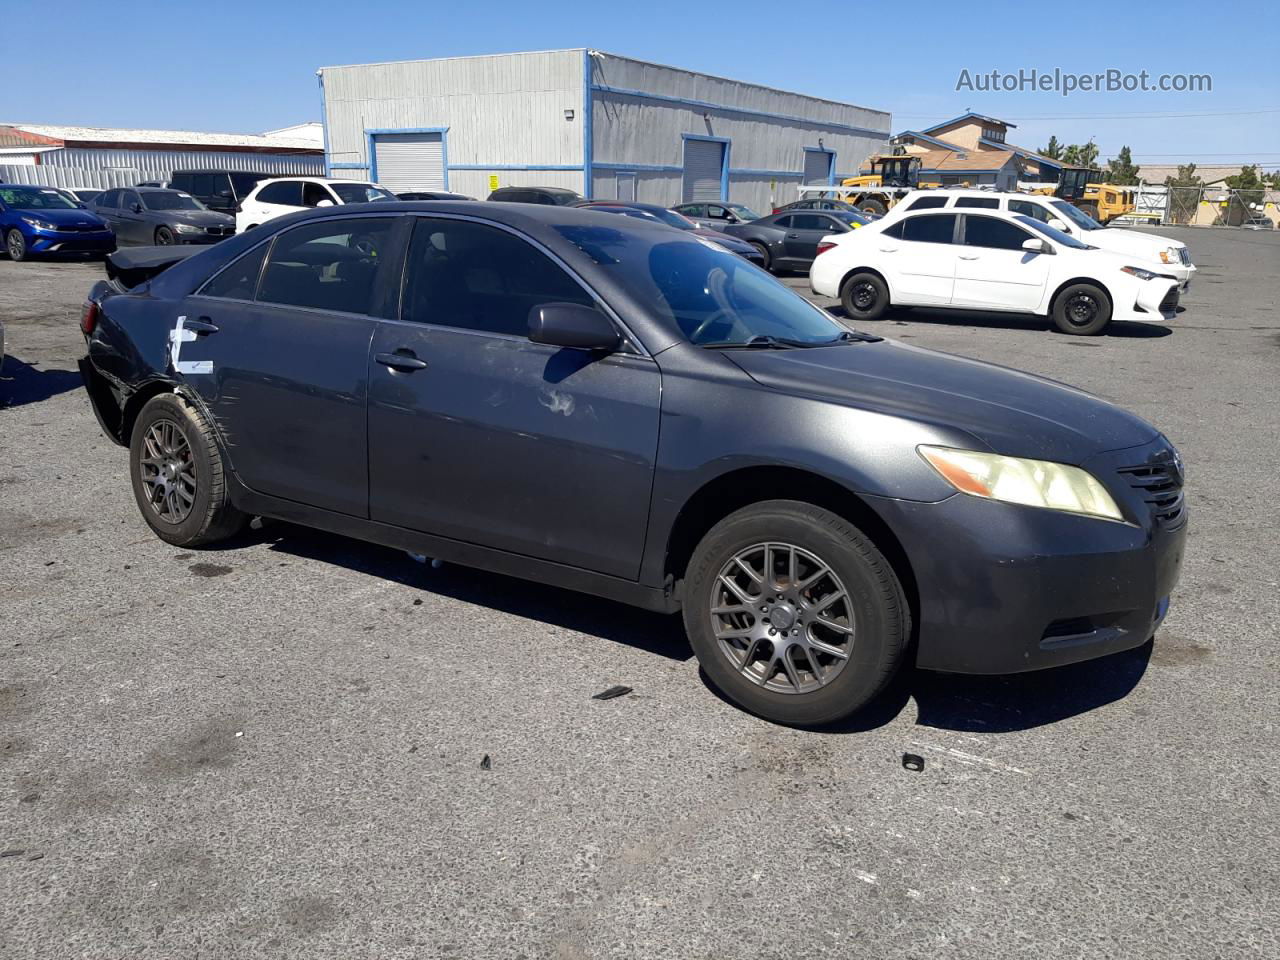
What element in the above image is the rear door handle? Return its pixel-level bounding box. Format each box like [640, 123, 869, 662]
[186, 318, 219, 334]
[376, 351, 428, 372]
[878, 246, 898, 253]
[958, 254, 980, 260]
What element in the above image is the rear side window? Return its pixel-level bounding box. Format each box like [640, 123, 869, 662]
[773, 216, 794, 229]
[256, 181, 303, 206]
[200, 244, 269, 301]
[955, 197, 999, 208]
[962, 215, 1032, 251]
[401, 218, 597, 337]
[258, 217, 395, 314]
[97, 189, 119, 208]
[677, 204, 705, 217]
[905, 195, 948, 211]
[791, 214, 831, 230]
[880, 220, 905, 240]
[902, 214, 956, 244]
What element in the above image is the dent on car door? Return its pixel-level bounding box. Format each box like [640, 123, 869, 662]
[366, 216, 662, 578]
[177, 215, 402, 516]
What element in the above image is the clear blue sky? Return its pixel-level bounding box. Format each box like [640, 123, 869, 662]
[4, 0, 1277, 169]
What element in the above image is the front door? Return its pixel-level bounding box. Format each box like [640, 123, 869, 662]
[952, 214, 1051, 311]
[116, 190, 146, 244]
[367, 215, 662, 579]
[177, 215, 400, 516]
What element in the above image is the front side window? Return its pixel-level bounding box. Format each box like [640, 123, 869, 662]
[726, 204, 760, 221]
[302, 182, 334, 207]
[676, 204, 705, 217]
[401, 218, 597, 337]
[256, 181, 303, 206]
[200, 244, 269, 301]
[330, 182, 397, 205]
[120, 191, 141, 210]
[706, 205, 729, 219]
[258, 217, 395, 314]
[1050, 199, 1102, 231]
[905, 195, 948, 211]
[902, 214, 957, 244]
[142, 192, 205, 211]
[791, 214, 829, 231]
[1008, 199, 1053, 223]
[962, 215, 1032, 251]
[96, 189, 120, 209]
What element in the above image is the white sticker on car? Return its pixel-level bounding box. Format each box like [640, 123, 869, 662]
[168, 316, 213, 375]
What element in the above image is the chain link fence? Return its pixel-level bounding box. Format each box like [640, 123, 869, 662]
[1138, 184, 1278, 229]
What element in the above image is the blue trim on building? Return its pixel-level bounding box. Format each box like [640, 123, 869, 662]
[592, 161, 683, 173]
[329, 162, 368, 170]
[682, 134, 731, 201]
[365, 127, 450, 188]
[728, 167, 803, 179]
[802, 146, 835, 186]
[446, 164, 583, 172]
[592, 84, 890, 140]
[582, 50, 593, 198]
[317, 72, 331, 177]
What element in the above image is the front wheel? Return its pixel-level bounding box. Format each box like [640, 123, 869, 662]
[749, 242, 771, 271]
[1052, 282, 1112, 335]
[6, 229, 28, 262]
[840, 271, 890, 321]
[682, 500, 908, 726]
[129, 393, 246, 546]
[155, 226, 175, 245]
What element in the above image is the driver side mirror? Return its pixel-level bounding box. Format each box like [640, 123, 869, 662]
[1022, 237, 1050, 254]
[1048, 218, 1069, 232]
[528, 302, 620, 351]
[315, 198, 335, 208]
[131, 202, 142, 213]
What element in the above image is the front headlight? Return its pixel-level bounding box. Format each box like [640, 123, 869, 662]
[174, 223, 203, 234]
[1158, 247, 1176, 264]
[918, 446, 1125, 522]
[20, 215, 56, 231]
[1121, 265, 1157, 280]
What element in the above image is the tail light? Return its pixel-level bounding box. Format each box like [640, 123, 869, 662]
[816, 240, 837, 257]
[80, 299, 99, 335]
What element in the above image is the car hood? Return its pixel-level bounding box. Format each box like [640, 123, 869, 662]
[1080, 227, 1183, 263]
[728, 338, 1158, 464]
[15, 206, 107, 228]
[163, 209, 235, 226]
[691, 227, 754, 252]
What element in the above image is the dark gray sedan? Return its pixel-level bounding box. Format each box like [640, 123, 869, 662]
[88, 187, 235, 246]
[723, 210, 869, 272]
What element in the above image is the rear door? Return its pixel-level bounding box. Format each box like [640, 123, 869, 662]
[781, 213, 843, 263]
[366, 215, 661, 578]
[889, 213, 959, 305]
[952, 214, 1050, 311]
[177, 214, 402, 516]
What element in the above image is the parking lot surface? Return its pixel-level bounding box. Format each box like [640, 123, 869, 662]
[1, 226, 1277, 959]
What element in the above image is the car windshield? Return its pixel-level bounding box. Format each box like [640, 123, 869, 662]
[1017, 215, 1091, 249]
[331, 183, 398, 204]
[1050, 200, 1103, 231]
[726, 203, 761, 221]
[0, 186, 77, 209]
[142, 192, 205, 211]
[553, 225, 847, 347]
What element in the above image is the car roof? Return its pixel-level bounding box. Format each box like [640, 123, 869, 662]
[493, 185, 579, 195]
[137, 186, 185, 193]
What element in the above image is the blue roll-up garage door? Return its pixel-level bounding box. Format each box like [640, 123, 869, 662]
[683, 139, 725, 202]
[372, 132, 445, 193]
[803, 149, 834, 185]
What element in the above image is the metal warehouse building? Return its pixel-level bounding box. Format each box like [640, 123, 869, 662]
[0, 123, 324, 190]
[318, 49, 891, 211]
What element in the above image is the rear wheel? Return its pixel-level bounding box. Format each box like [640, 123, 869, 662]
[840, 271, 890, 321]
[1052, 282, 1112, 335]
[682, 500, 908, 726]
[129, 393, 246, 546]
[749, 242, 771, 271]
[6, 229, 28, 262]
[154, 226, 175, 245]
[857, 198, 888, 218]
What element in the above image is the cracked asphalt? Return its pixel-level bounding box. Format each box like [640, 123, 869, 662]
[1, 226, 1277, 959]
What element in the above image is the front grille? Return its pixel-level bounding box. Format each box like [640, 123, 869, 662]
[1158, 287, 1179, 314]
[204, 225, 234, 236]
[1178, 247, 1191, 266]
[55, 223, 103, 233]
[1118, 455, 1185, 529]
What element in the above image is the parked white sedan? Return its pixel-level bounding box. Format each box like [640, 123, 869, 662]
[810, 205, 1180, 335]
[235, 177, 397, 233]
[893, 189, 1196, 292]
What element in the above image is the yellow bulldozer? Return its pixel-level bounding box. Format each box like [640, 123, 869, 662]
[1032, 166, 1136, 224]
[833, 155, 943, 217]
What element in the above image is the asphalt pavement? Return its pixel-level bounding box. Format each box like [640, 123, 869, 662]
[1, 226, 1277, 959]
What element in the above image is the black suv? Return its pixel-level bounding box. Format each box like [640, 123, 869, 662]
[487, 186, 582, 205]
[168, 170, 272, 215]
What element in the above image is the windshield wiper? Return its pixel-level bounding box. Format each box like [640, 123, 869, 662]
[832, 330, 883, 344]
[700, 335, 801, 350]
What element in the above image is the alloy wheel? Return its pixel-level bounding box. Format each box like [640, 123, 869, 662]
[138, 419, 196, 523]
[7, 230, 24, 260]
[710, 542, 855, 695]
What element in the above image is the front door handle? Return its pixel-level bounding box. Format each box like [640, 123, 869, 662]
[958, 254, 980, 260]
[186, 318, 219, 334]
[878, 246, 898, 253]
[376, 351, 428, 372]
[785, 233, 800, 238]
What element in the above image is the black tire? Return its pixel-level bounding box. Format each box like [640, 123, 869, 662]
[857, 198, 888, 218]
[749, 242, 771, 271]
[155, 226, 175, 246]
[129, 393, 246, 547]
[840, 271, 890, 321]
[682, 500, 908, 726]
[1052, 282, 1112, 335]
[6, 228, 28, 262]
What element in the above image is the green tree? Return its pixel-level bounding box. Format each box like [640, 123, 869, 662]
[1061, 140, 1099, 169]
[1224, 165, 1268, 223]
[1106, 146, 1141, 185]
[1039, 135, 1063, 160]
[1164, 163, 1203, 224]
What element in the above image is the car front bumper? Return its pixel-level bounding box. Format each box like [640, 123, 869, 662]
[27, 227, 116, 255]
[1119, 277, 1180, 323]
[866, 437, 1187, 674]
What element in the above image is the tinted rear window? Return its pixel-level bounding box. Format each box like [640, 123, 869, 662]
[902, 214, 956, 244]
[905, 195, 948, 211]
[955, 197, 999, 208]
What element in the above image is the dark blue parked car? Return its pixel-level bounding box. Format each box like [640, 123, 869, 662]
[0, 183, 115, 261]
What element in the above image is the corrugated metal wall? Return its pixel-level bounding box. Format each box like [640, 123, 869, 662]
[589, 52, 891, 212]
[321, 50, 585, 193]
[3, 147, 323, 190]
